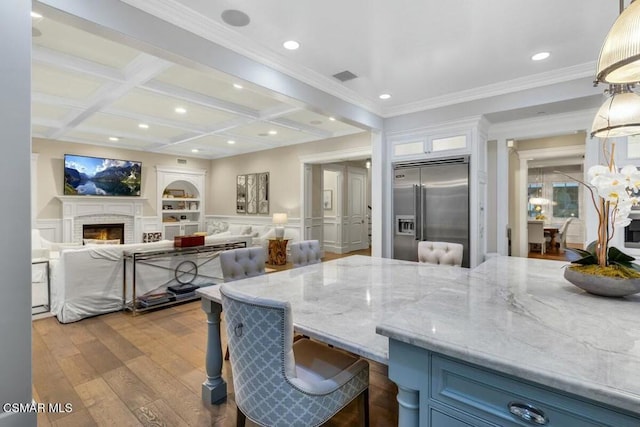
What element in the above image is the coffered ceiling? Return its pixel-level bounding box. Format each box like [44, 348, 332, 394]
[31, 16, 365, 159]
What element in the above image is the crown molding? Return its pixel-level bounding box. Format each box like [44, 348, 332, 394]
[488, 109, 597, 141]
[120, 0, 381, 115]
[382, 62, 597, 118]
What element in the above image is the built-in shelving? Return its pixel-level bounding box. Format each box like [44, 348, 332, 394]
[156, 166, 206, 240]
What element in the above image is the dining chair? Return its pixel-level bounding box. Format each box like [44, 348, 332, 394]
[527, 220, 546, 254]
[220, 283, 370, 427]
[219, 247, 266, 283]
[219, 246, 267, 360]
[289, 240, 322, 268]
[417, 241, 463, 266]
[557, 217, 575, 251]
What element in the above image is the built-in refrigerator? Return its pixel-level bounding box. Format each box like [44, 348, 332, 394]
[393, 157, 470, 267]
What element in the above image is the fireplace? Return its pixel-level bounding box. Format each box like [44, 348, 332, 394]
[83, 223, 125, 244]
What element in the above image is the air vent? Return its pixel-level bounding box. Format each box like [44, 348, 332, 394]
[177, 158, 187, 165]
[332, 70, 358, 82]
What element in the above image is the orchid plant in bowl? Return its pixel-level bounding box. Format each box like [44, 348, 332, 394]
[563, 142, 640, 295]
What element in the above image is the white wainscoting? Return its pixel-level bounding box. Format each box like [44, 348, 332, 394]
[323, 216, 346, 254]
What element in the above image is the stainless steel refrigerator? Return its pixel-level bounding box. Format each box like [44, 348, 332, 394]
[393, 157, 470, 267]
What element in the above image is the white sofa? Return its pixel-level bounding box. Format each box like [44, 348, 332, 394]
[49, 234, 252, 323]
[206, 221, 299, 255]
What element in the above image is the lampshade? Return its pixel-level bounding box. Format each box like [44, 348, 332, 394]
[528, 197, 550, 206]
[591, 86, 640, 137]
[596, 0, 640, 84]
[272, 213, 288, 225]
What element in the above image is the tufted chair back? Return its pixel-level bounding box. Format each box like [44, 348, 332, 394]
[220, 247, 266, 283]
[418, 241, 463, 266]
[220, 284, 370, 427]
[289, 240, 322, 268]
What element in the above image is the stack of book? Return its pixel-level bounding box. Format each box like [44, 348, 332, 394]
[137, 293, 171, 308]
[168, 284, 200, 301]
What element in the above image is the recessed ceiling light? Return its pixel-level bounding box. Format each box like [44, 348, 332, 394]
[138, 123, 149, 129]
[233, 83, 243, 89]
[191, 149, 199, 153]
[174, 107, 187, 114]
[531, 51, 550, 61]
[30, 11, 42, 19]
[221, 9, 250, 27]
[379, 93, 391, 100]
[268, 130, 278, 135]
[283, 40, 300, 50]
[227, 140, 236, 145]
[109, 137, 119, 142]
[329, 117, 336, 121]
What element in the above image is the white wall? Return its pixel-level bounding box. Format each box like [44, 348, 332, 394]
[0, 2, 35, 425]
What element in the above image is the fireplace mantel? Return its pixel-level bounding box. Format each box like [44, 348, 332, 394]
[56, 196, 147, 243]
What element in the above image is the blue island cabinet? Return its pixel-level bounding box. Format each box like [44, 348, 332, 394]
[388, 339, 640, 427]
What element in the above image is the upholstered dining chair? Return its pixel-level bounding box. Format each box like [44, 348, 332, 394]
[557, 217, 575, 251]
[219, 247, 266, 283]
[220, 284, 370, 427]
[219, 246, 267, 360]
[289, 240, 322, 268]
[527, 220, 546, 254]
[417, 241, 463, 266]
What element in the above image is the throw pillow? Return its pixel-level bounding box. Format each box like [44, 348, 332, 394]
[207, 221, 229, 235]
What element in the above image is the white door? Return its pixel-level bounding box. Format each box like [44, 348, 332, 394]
[347, 166, 368, 251]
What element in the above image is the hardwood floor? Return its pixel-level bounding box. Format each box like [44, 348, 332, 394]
[527, 242, 582, 261]
[32, 248, 397, 426]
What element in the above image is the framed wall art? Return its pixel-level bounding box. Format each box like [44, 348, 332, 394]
[237, 172, 270, 214]
[323, 189, 333, 210]
[257, 172, 269, 214]
[246, 173, 257, 214]
[236, 175, 246, 213]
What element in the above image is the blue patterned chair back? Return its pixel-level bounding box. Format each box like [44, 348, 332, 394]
[289, 240, 322, 268]
[220, 247, 266, 282]
[220, 284, 369, 426]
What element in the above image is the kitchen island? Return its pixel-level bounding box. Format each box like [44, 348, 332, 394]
[377, 256, 640, 426]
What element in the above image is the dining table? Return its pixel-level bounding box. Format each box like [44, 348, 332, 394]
[544, 225, 560, 253]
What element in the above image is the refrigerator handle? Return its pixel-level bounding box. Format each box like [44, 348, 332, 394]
[414, 184, 421, 241]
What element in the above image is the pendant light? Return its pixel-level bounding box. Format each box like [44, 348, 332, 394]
[596, 0, 640, 84]
[592, 1, 640, 138]
[591, 84, 640, 137]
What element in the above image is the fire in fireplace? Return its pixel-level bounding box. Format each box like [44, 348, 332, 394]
[82, 223, 125, 244]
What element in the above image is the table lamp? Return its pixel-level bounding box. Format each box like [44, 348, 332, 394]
[273, 213, 287, 239]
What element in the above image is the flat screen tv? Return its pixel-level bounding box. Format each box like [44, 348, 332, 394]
[64, 154, 142, 196]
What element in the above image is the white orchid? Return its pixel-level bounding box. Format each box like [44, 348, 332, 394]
[578, 160, 640, 267]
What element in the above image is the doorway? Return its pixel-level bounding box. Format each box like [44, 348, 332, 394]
[322, 163, 370, 254]
[508, 132, 586, 259]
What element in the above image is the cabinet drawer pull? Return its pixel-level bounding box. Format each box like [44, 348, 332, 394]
[508, 402, 549, 425]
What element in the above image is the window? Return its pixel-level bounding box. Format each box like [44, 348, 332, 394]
[527, 183, 543, 218]
[553, 182, 579, 218]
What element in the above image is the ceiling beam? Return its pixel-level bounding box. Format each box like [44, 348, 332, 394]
[49, 53, 172, 139]
[32, 45, 124, 82]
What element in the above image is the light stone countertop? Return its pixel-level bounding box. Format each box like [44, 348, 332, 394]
[198, 254, 640, 414]
[197, 255, 468, 364]
[376, 256, 640, 415]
